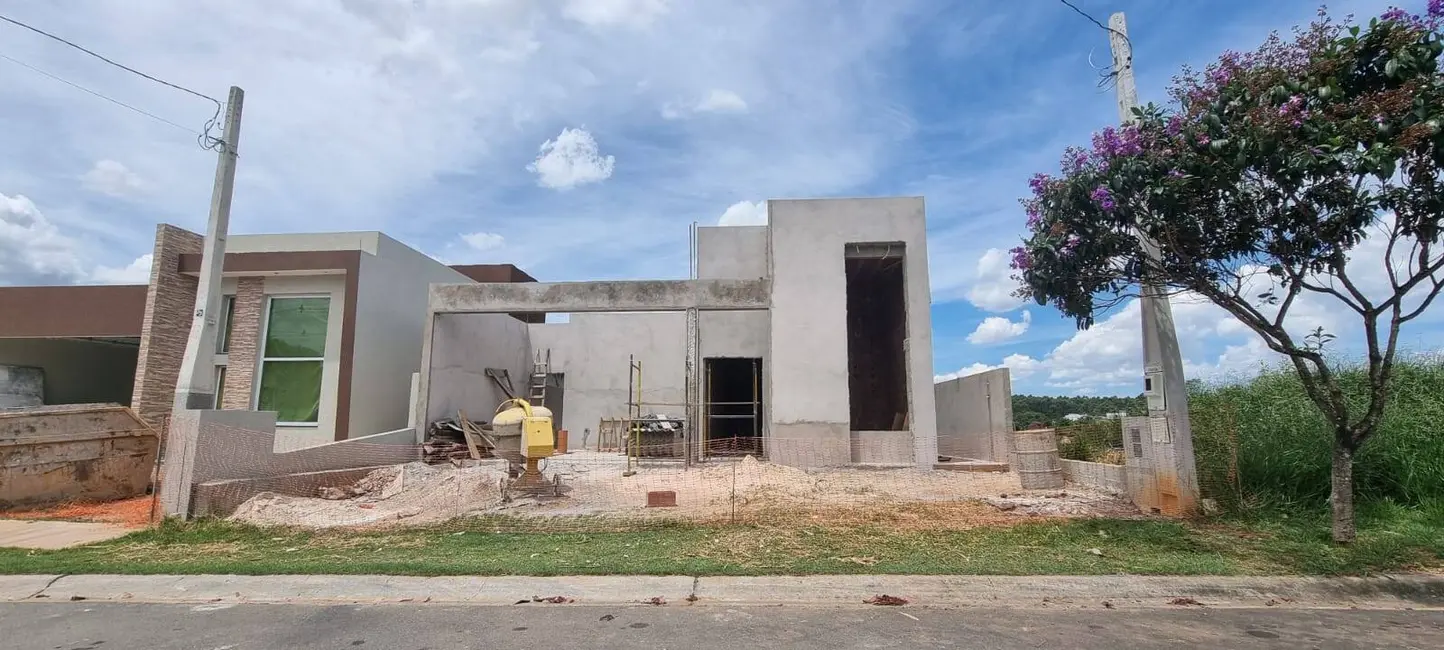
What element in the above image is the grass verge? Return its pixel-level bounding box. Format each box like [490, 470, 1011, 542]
[3, 500, 1440, 577]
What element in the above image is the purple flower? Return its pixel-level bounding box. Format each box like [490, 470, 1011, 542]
[1090, 186, 1116, 212]
[1025, 206, 1043, 229]
[1091, 125, 1144, 159]
[1028, 173, 1052, 197]
[1431, 0, 1444, 18]
[1008, 246, 1032, 271]
[1381, 7, 1409, 22]
[1196, 133, 1212, 147]
[1168, 169, 1185, 179]
[1165, 115, 1183, 136]
[1062, 235, 1082, 256]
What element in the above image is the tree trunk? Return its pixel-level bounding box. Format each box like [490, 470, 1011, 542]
[1331, 442, 1356, 544]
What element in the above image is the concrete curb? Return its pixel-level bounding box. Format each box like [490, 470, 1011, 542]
[3, 574, 1442, 609]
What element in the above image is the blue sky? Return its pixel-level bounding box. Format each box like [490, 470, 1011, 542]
[2, 0, 1439, 397]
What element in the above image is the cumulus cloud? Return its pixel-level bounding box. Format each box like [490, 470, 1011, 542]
[966, 248, 1026, 313]
[0, 193, 87, 285]
[935, 353, 1042, 383]
[562, 0, 671, 28]
[81, 160, 144, 197]
[526, 127, 615, 190]
[717, 200, 767, 226]
[967, 311, 1030, 344]
[461, 231, 505, 252]
[91, 254, 153, 284]
[663, 89, 749, 119]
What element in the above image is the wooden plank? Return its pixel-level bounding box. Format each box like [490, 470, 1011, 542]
[457, 410, 483, 461]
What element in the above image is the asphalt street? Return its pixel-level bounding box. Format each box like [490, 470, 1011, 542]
[2, 602, 1442, 650]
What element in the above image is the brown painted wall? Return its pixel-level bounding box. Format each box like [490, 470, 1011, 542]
[449, 264, 544, 323]
[0, 285, 147, 338]
[130, 224, 203, 431]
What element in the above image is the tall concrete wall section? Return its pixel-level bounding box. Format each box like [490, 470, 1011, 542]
[767, 197, 937, 468]
[0, 339, 138, 406]
[697, 225, 769, 279]
[423, 312, 532, 428]
[528, 312, 687, 447]
[350, 236, 475, 438]
[934, 368, 1013, 462]
[131, 224, 203, 430]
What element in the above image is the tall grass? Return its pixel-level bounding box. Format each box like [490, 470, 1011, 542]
[1190, 354, 1444, 510]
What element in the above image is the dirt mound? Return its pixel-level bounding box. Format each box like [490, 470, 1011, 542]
[230, 462, 506, 529]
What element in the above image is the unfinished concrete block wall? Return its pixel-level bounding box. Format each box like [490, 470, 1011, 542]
[766, 198, 937, 468]
[131, 224, 203, 430]
[696, 225, 771, 443]
[934, 367, 1014, 463]
[0, 339, 138, 406]
[422, 312, 532, 430]
[528, 312, 686, 448]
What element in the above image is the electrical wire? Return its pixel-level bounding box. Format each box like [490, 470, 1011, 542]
[0, 52, 201, 136]
[1057, 0, 1133, 89]
[0, 12, 226, 150]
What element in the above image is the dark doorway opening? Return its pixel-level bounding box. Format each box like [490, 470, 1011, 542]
[704, 357, 763, 456]
[845, 247, 908, 431]
[545, 372, 565, 438]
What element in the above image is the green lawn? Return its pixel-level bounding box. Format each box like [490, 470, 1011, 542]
[3, 501, 1440, 577]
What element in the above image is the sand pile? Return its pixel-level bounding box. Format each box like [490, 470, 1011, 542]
[230, 461, 507, 529]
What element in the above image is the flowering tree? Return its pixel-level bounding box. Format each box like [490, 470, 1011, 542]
[1012, 6, 1444, 542]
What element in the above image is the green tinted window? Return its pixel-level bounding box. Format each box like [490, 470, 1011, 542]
[264, 297, 329, 358]
[257, 360, 323, 423]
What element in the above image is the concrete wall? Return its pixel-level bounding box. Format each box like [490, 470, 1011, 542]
[351, 235, 475, 438]
[0, 405, 157, 510]
[934, 368, 1014, 463]
[159, 409, 418, 517]
[696, 225, 769, 279]
[528, 312, 687, 447]
[766, 197, 937, 468]
[0, 339, 138, 406]
[422, 312, 532, 430]
[430, 279, 770, 314]
[1061, 459, 1129, 494]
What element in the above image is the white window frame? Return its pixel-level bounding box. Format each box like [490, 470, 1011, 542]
[253, 294, 330, 427]
[211, 294, 236, 409]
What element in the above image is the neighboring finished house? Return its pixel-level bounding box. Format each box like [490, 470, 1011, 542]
[0, 224, 537, 451]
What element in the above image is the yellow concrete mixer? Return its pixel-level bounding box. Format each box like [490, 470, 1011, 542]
[491, 398, 561, 496]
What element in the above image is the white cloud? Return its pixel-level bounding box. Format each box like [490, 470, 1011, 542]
[562, 0, 670, 28]
[91, 254, 153, 284]
[935, 353, 1042, 383]
[717, 200, 767, 226]
[526, 127, 615, 190]
[81, 160, 143, 197]
[461, 231, 505, 252]
[665, 89, 749, 118]
[967, 310, 1030, 344]
[0, 193, 87, 285]
[966, 248, 1026, 313]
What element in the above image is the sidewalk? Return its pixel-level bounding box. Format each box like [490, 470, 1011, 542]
[3, 574, 1442, 609]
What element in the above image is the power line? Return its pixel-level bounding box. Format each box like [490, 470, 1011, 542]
[0, 52, 201, 136]
[1056, 0, 1132, 89]
[0, 13, 220, 105]
[0, 12, 225, 150]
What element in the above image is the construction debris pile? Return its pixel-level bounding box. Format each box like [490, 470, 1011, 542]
[423, 416, 496, 464]
[231, 462, 507, 528]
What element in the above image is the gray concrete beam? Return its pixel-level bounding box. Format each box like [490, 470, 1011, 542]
[429, 279, 770, 314]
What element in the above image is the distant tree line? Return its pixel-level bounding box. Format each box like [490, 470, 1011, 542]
[1012, 394, 1146, 429]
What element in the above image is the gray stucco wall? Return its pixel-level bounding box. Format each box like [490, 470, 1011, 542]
[934, 367, 1014, 462]
[528, 312, 686, 448]
[766, 197, 937, 468]
[696, 225, 769, 279]
[351, 236, 475, 437]
[422, 312, 532, 428]
[0, 339, 138, 406]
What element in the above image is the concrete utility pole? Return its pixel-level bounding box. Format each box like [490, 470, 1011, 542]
[1107, 14, 1200, 515]
[173, 86, 244, 412]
